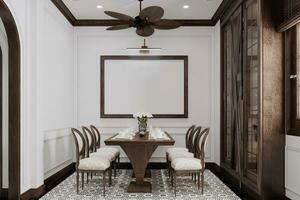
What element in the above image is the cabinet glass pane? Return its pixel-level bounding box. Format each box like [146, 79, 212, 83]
[244, 0, 259, 181]
[224, 25, 235, 168]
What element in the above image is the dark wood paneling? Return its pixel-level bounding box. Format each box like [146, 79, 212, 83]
[220, 0, 285, 199]
[261, 0, 285, 198]
[277, 0, 299, 32]
[212, 0, 236, 24]
[0, 1, 21, 200]
[100, 55, 188, 119]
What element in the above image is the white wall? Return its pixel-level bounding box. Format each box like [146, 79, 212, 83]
[37, 0, 75, 180]
[286, 135, 300, 200]
[75, 26, 221, 163]
[0, 18, 9, 189]
[3, 0, 75, 192]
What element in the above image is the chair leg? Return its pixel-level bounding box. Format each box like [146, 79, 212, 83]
[76, 171, 79, 194]
[114, 160, 117, 178]
[174, 171, 177, 197]
[198, 172, 200, 190]
[87, 173, 89, 184]
[201, 172, 204, 194]
[171, 168, 173, 187]
[168, 161, 171, 178]
[117, 155, 120, 171]
[166, 153, 169, 176]
[81, 172, 84, 190]
[109, 167, 112, 186]
[103, 171, 106, 197]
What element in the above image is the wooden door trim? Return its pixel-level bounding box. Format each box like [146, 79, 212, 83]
[0, 1, 21, 199]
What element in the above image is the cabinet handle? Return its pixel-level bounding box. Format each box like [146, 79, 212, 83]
[290, 75, 297, 79]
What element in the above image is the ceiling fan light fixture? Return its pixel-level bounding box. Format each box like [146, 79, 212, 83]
[126, 39, 161, 54]
[104, 0, 181, 37]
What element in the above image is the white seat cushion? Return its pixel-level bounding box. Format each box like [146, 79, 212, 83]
[90, 151, 115, 161]
[171, 158, 203, 171]
[166, 147, 188, 155]
[78, 157, 110, 171]
[168, 151, 194, 161]
[97, 147, 120, 156]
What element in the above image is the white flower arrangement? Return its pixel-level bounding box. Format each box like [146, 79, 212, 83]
[133, 112, 153, 119]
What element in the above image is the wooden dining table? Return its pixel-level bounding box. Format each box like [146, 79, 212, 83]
[105, 132, 175, 193]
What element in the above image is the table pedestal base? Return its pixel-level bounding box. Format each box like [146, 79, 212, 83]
[127, 181, 152, 193]
[132, 170, 151, 178]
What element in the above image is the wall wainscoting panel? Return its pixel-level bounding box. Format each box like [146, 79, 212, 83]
[44, 128, 74, 179]
[286, 135, 300, 200]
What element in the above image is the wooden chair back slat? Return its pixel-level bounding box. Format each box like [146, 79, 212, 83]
[185, 125, 196, 149]
[188, 126, 201, 153]
[82, 126, 96, 156]
[90, 125, 101, 149]
[71, 128, 86, 166]
[194, 128, 210, 167]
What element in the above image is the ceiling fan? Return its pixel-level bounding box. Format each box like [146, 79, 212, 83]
[104, 0, 181, 37]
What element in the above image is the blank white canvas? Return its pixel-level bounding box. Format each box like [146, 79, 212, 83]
[104, 59, 185, 115]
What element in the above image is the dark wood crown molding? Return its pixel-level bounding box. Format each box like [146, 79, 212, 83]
[51, 0, 230, 27]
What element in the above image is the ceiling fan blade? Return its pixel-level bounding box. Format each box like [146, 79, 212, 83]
[153, 19, 181, 30]
[104, 11, 133, 21]
[139, 6, 164, 22]
[106, 24, 131, 30]
[136, 26, 155, 37]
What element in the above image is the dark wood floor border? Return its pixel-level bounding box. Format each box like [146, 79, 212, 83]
[20, 163, 76, 200]
[51, 0, 231, 27]
[0, 189, 8, 199]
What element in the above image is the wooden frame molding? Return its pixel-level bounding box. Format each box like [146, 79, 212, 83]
[51, 0, 232, 27]
[100, 55, 188, 119]
[0, 1, 21, 200]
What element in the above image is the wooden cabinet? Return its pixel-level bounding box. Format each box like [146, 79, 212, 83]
[220, 0, 285, 199]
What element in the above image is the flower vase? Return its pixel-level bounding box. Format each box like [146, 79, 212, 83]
[138, 121, 147, 136]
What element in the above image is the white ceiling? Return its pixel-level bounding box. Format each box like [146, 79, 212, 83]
[62, 0, 223, 20]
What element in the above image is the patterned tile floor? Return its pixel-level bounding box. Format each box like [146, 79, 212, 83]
[41, 170, 240, 200]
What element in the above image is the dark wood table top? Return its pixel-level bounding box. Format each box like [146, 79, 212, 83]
[105, 132, 175, 145]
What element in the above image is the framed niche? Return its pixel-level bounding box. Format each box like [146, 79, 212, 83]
[100, 55, 188, 118]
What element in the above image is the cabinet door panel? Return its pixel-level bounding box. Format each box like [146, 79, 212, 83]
[222, 7, 243, 172]
[243, 0, 260, 184]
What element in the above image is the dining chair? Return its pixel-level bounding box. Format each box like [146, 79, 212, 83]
[90, 125, 121, 173]
[82, 126, 118, 178]
[170, 128, 210, 196]
[71, 128, 112, 196]
[167, 127, 201, 176]
[166, 125, 196, 160]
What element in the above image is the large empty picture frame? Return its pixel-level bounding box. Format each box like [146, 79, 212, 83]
[100, 55, 188, 118]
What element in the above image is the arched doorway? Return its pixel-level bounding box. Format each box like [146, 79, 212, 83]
[0, 1, 21, 199]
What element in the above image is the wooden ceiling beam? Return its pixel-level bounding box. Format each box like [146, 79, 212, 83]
[51, 0, 229, 27]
